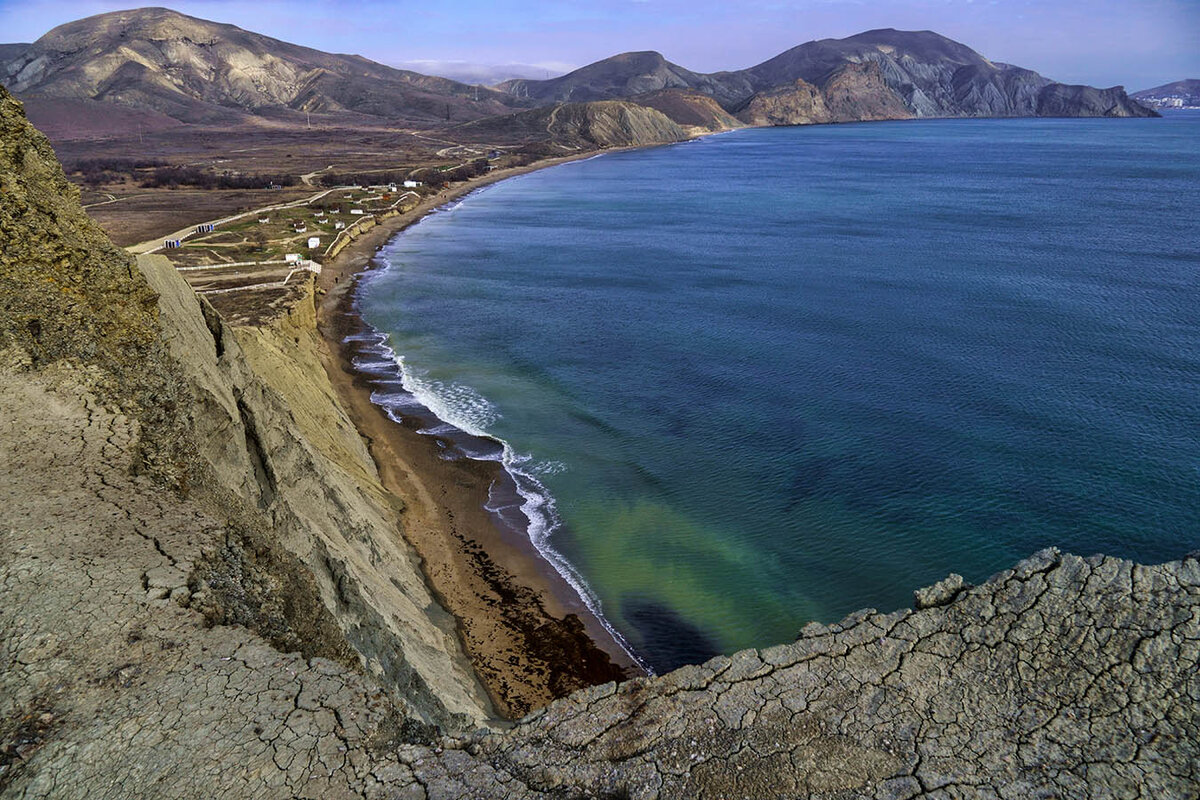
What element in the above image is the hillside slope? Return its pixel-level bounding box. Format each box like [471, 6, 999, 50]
[500, 29, 1155, 123]
[453, 99, 691, 149]
[0, 7, 522, 125]
[1133, 78, 1200, 108]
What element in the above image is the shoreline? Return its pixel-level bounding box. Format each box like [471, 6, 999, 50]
[312, 150, 650, 718]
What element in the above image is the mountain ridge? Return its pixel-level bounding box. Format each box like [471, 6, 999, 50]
[0, 10, 1154, 133]
[500, 27, 1153, 122]
[0, 7, 526, 125]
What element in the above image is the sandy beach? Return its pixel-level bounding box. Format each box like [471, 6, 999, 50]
[311, 153, 646, 719]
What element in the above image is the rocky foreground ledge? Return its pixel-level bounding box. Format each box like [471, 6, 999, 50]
[1, 84, 1197, 798]
[3, 378, 1197, 798]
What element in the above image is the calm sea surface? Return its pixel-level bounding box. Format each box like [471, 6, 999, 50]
[358, 111, 1200, 672]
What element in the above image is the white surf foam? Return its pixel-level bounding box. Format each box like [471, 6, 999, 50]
[352, 327, 647, 672]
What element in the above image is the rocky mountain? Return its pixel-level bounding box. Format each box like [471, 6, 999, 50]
[1132, 78, 1200, 108]
[499, 29, 1155, 123]
[0, 7, 524, 125]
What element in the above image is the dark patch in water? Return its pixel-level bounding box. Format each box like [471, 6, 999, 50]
[784, 456, 836, 510]
[623, 598, 721, 673]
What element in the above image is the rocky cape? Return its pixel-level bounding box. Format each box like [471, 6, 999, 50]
[1, 83, 1197, 798]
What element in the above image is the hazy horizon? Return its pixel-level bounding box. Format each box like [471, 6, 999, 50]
[1, 0, 1197, 91]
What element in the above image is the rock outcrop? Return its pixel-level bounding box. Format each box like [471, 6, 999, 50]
[2, 86, 1196, 799]
[736, 78, 832, 127]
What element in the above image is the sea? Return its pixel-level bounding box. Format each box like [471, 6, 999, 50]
[354, 110, 1200, 673]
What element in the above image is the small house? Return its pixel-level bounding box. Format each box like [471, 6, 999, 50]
[307, 237, 321, 249]
[294, 223, 307, 233]
[403, 180, 421, 188]
[285, 253, 301, 263]
[350, 209, 365, 216]
[334, 221, 345, 230]
[258, 217, 270, 224]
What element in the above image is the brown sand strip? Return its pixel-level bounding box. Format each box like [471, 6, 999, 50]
[313, 156, 646, 719]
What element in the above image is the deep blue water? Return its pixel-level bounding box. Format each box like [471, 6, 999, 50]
[357, 111, 1200, 672]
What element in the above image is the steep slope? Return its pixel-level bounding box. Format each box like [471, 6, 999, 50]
[503, 29, 1155, 123]
[0, 7, 521, 124]
[0, 84, 495, 736]
[1133, 78, 1200, 108]
[454, 99, 690, 149]
[631, 88, 744, 133]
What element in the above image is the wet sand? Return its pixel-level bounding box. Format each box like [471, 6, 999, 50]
[312, 154, 646, 719]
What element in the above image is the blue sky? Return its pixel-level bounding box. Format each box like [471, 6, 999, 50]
[1, 0, 1196, 90]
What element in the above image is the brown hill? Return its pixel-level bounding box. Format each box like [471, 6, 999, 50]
[630, 89, 743, 132]
[0, 7, 525, 126]
[452, 100, 689, 150]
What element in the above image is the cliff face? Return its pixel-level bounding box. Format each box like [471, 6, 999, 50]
[736, 78, 831, 127]
[631, 89, 744, 133]
[0, 84, 493, 740]
[545, 100, 690, 147]
[2, 88, 1197, 798]
[0, 86, 191, 485]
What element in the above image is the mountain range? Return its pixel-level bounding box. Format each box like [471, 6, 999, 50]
[0, 7, 1155, 140]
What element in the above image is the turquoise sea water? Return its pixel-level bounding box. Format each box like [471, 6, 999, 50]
[356, 111, 1200, 672]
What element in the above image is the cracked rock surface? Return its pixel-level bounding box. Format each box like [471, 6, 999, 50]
[2, 371, 1197, 798]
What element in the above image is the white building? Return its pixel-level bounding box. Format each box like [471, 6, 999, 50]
[285, 253, 301, 263]
[403, 180, 422, 188]
[307, 236, 321, 249]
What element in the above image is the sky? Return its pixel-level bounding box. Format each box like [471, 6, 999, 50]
[1, 0, 1197, 90]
